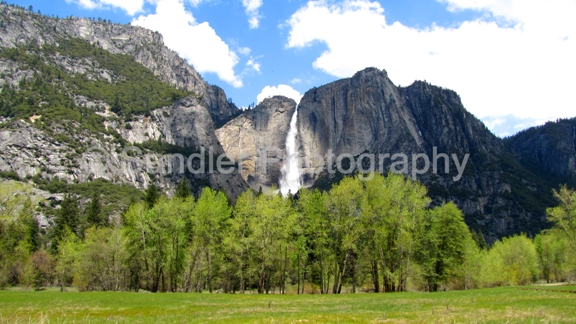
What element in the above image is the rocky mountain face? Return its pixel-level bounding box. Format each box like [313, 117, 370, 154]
[216, 96, 297, 192]
[0, 4, 247, 200]
[291, 68, 554, 240]
[297, 68, 425, 184]
[506, 118, 576, 183]
[0, 4, 238, 123]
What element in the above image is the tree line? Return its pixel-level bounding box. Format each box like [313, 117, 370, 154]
[1, 173, 575, 293]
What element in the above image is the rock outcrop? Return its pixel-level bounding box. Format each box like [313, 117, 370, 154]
[506, 118, 576, 182]
[216, 96, 297, 192]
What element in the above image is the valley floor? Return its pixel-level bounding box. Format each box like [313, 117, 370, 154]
[0, 286, 575, 323]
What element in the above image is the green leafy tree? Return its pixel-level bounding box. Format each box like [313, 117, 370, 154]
[0, 184, 38, 287]
[297, 188, 330, 293]
[480, 234, 539, 287]
[325, 176, 364, 294]
[224, 189, 256, 293]
[535, 231, 569, 283]
[74, 225, 129, 291]
[460, 233, 484, 290]
[189, 188, 231, 293]
[414, 202, 472, 291]
[250, 187, 297, 294]
[547, 186, 576, 254]
[55, 227, 80, 291]
[30, 249, 53, 290]
[361, 172, 429, 292]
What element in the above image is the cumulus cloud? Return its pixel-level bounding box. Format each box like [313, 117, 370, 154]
[439, 0, 576, 37]
[257, 84, 303, 104]
[65, 0, 145, 15]
[132, 0, 243, 87]
[286, 0, 576, 121]
[242, 0, 263, 28]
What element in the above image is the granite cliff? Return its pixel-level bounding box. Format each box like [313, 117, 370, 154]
[216, 96, 296, 192]
[0, 4, 247, 201]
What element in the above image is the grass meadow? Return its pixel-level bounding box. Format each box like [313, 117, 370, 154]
[1, 286, 575, 323]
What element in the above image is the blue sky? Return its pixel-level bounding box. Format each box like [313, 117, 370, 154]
[8, 0, 576, 137]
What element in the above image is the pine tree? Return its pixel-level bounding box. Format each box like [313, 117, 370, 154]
[86, 193, 106, 227]
[175, 178, 190, 199]
[21, 198, 40, 252]
[60, 194, 79, 234]
[53, 194, 80, 248]
[471, 229, 487, 249]
[145, 184, 160, 209]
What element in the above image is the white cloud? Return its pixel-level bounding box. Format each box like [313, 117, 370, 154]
[187, 0, 205, 7]
[242, 0, 263, 28]
[439, 0, 576, 38]
[238, 47, 251, 55]
[291, 78, 302, 84]
[257, 84, 303, 104]
[482, 116, 506, 130]
[286, 0, 576, 121]
[65, 0, 145, 15]
[132, 0, 243, 87]
[246, 58, 261, 72]
[481, 115, 555, 137]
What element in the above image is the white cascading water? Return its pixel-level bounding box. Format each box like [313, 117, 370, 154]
[280, 106, 302, 196]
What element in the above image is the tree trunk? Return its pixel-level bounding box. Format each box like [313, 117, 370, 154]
[297, 253, 301, 295]
[371, 259, 380, 293]
[352, 257, 356, 294]
[332, 255, 340, 294]
[240, 258, 245, 294]
[320, 255, 326, 294]
[282, 246, 288, 294]
[337, 252, 349, 294]
[301, 264, 305, 294]
[258, 254, 266, 294]
[206, 249, 213, 293]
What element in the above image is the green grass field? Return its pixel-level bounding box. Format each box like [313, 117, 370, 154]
[1, 287, 575, 323]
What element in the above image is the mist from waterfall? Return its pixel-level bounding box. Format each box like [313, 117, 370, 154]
[280, 105, 301, 196]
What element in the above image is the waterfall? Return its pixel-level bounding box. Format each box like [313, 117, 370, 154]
[280, 105, 301, 196]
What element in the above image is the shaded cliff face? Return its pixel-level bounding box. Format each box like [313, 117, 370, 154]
[0, 5, 238, 123]
[298, 68, 425, 184]
[216, 96, 297, 192]
[297, 68, 553, 240]
[506, 118, 576, 183]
